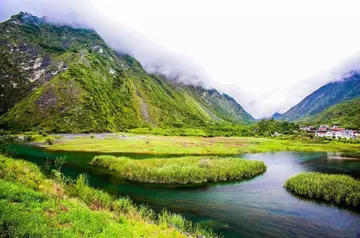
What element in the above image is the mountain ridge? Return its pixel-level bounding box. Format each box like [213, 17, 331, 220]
[0, 12, 253, 132]
[306, 97, 360, 129]
[278, 74, 360, 122]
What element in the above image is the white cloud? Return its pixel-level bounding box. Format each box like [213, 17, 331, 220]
[1, 0, 360, 118]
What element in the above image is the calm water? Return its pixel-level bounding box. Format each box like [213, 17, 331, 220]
[8, 144, 360, 238]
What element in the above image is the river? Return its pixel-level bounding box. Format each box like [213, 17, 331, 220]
[8, 144, 360, 238]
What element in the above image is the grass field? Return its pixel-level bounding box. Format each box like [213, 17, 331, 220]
[284, 172, 360, 208]
[90, 155, 267, 184]
[37, 133, 360, 155]
[0, 154, 217, 237]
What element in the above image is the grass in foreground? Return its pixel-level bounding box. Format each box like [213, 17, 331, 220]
[284, 172, 360, 208]
[90, 156, 266, 184]
[0, 154, 217, 237]
[40, 134, 360, 155]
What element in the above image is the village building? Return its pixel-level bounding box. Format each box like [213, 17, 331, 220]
[314, 124, 358, 139]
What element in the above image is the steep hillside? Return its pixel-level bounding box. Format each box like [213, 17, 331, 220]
[306, 97, 360, 129]
[279, 73, 360, 121]
[185, 86, 254, 123]
[0, 12, 253, 132]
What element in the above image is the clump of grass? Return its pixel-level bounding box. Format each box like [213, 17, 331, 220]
[91, 155, 266, 184]
[67, 174, 113, 210]
[284, 172, 360, 208]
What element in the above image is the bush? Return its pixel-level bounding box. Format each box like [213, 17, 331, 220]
[0, 135, 13, 155]
[25, 135, 35, 142]
[39, 131, 48, 137]
[45, 137, 55, 145]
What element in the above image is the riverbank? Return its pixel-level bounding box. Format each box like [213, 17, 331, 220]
[90, 155, 267, 184]
[0, 154, 217, 237]
[24, 133, 360, 155]
[6, 145, 360, 237]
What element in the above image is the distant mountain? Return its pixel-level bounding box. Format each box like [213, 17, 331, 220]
[278, 73, 360, 122]
[306, 97, 360, 129]
[0, 12, 253, 132]
[271, 112, 282, 119]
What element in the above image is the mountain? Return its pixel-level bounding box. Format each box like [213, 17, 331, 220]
[270, 112, 282, 119]
[0, 12, 253, 133]
[278, 73, 360, 122]
[306, 97, 360, 129]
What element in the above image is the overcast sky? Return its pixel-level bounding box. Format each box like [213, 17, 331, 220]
[1, 0, 360, 118]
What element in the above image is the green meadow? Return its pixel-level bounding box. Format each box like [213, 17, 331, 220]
[38, 133, 360, 155]
[90, 156, 267, 184]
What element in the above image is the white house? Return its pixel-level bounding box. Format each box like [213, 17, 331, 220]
[325, 131, 333, 138]
[335, 131, 343, 139]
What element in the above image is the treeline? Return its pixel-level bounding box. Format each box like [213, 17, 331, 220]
[128, 119, 300, 137]
[2, 118, 300, 138]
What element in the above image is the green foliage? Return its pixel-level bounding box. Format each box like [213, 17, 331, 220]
[0, 12, 254, 133]
[44, 133, 360, 155]
[53, 156, 66, 172]
[67, 174, 113, 210]
[0, 154, 218, 237]
[90, 155, 266, 184]
[24, 135, 35, 142]
[0, 135, 13, 155]
[285, 172, 360, 207]
[41, 158, 53, 177]
[307, 97, 360, 129]
[250, 119, 299, 136]
[128, 119, 299, 138]
[280, 75, 360, 121]
[46, 137, 55, 145]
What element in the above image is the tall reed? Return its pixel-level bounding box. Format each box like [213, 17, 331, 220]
[91, 155, 266, 184]
[285, 172, 360, 208]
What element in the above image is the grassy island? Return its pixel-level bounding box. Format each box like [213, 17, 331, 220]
[0, 154, 216, 237]
[90, 156, 266, 184]
[284, 172, 360, 208]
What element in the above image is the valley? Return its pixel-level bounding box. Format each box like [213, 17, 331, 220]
[1, 11, 360, 238]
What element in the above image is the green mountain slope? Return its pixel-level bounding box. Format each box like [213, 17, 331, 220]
[278, 74, 360, 122]
[0, 12, 253, 132]
[305, 97, 360, 129]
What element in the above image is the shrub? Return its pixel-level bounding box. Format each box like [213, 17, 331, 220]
[45, 137, 55, 145]
[25, 135, 35, 142]
[0, 135, 13, 155]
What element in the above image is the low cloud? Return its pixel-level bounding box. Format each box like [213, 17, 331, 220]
[271, 53, 360, 116]
[0, 0, 214, 88]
